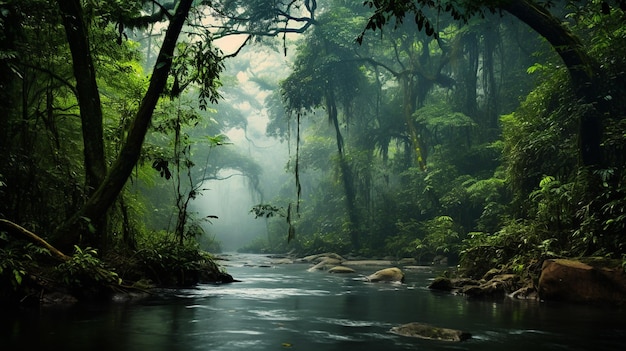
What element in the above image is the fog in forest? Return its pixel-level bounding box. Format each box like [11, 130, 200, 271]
[3, 0, 624, 273]
[191, 40, 292, 251]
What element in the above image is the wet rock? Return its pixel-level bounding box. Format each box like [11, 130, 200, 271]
[431, 255, 448, 265]
[453, 278, 482, 288]
[366, 267, 405, 283]
[428, 277, 454, 291]
[482, 267, 505, 281]
[307, 257, 342, 272]
[428, 277, 479, 292]
[538, 258, 626, 305]
[429, 274, 524, 300]
[328, 266, 356, 274]
[300, 252, 345, 263]
[460, 274, 521, 299]
[41, 291, 78, 306]
[510, 285, 538, 300]
[271, 258, 294, 265]
[390, 322, 471, 342]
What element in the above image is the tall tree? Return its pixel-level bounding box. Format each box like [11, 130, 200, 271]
[281, 7, 368, 248]
[360, 0, 606, 167]
[57, 0, 107, 194]
[50, 0, 321, 250]
[53, 0, 200, 250]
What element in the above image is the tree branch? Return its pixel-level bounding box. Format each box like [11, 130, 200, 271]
[0, 219, 70, 261]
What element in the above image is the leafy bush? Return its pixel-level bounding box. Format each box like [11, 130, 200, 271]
[0, 248, 26, 291]
[458, 220, 542, 278]
[133, 237, 217, 286]
[0, 242, 52, 298]
[55, 246, 121, 288]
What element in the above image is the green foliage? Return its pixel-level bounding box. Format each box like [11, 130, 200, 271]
[0, 247, 27, 291]
[297, 231, 351, 256]
[501, 71, 579, 203]
[414, 104, 476, 132]
[459, 220, 542, 278]
[385, 216, 462, 262]
[420, 216, 461, 255]
[5, 0, 626, 294]
[250, 204, 284, 219]
[55, 246, 121, 288]
[385, 220, 421, 259]
[170, 37, 224, 110]
[134, 236, 214, 286]
[0, 240, 52, 289]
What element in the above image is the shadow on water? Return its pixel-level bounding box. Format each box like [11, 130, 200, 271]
[2, 253, 625, 351]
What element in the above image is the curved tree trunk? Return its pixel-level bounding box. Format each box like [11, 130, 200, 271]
[501, 0, 602, 167]
[362, 0, 603, 167]
[53, 0, 195, 250]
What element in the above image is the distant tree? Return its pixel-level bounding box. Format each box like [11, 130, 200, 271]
[359, 0, 617, 168]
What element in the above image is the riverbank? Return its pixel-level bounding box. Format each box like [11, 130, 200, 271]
[221, 252, 626, 306]
[5, 255, 625, 351]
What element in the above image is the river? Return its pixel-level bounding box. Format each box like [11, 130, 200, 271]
[2, 253, 625, 350]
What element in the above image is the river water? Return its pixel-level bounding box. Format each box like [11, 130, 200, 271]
[2, 253, 625, 350]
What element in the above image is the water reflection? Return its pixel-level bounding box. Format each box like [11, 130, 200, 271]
[2, 254, 626, 351]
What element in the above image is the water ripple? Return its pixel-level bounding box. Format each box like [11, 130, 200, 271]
[189, 286, 331, 300]
[249, 309, 299, 321]
[316, 317, 379, 327]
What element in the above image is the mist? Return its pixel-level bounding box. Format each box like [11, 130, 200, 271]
[191, 41, 293, 252]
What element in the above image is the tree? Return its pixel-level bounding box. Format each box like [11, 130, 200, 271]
[52, 0, 201, 250]
[50, 0, 319, 250]
[359, 0, 613, 168]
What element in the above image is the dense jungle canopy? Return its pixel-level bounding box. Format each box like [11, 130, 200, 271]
[1, 0, 625, 303]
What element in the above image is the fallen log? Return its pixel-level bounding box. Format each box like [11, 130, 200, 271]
[0, 218, 70, 261]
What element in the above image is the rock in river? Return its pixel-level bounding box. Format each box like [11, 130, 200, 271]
[390, 322, 471, 342]
[538, 258, 626, 304]
[366, 267, 405, 283]
[327, 266, 356, 274]
[307, 257, 342, 272]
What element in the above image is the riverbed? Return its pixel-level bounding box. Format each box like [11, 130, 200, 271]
[2, 253, 625, 350]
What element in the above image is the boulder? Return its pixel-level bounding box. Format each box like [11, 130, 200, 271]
[41, 291, 78, 306]
[307, 257, 342, 272]
[301, 252, 345, 263]
[390, 322, 471, 342]
[428, 277, 455, 291]
[328, 266, 356, 274]
[428, 274, 523, 299]
[366, 267, 405, 283]
[431, 255, 448, 265]
[538, 258, 626, 305]
[482, 267, 504, 281]
[460, 274, 521, 299]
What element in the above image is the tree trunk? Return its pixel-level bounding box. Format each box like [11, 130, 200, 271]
[326, 85, 360, 249]
[57, 0, 109, 248]
[501, 0, 602, 167]
[57, 0, 107, 192]
[0, 219, 70, 262]
[53, 0, 195, 250]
